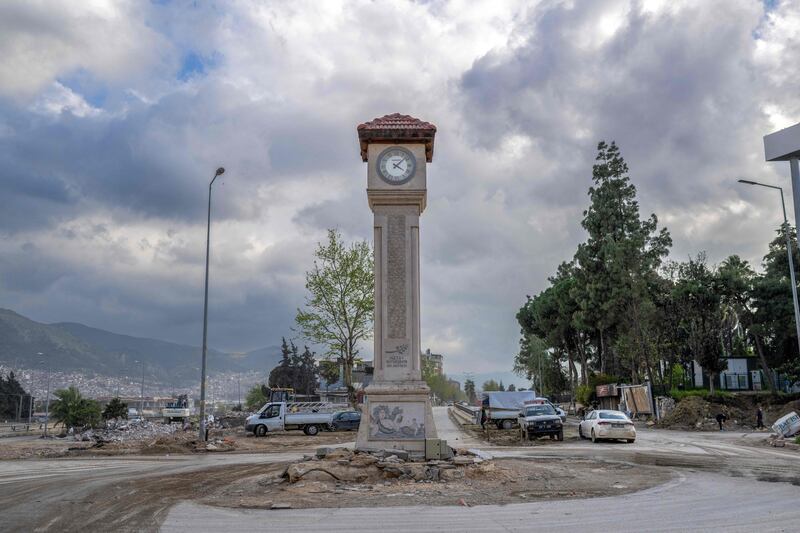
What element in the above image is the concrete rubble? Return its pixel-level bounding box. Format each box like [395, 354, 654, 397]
[280, 446, 489, 486]
[77, 419, 177, 443]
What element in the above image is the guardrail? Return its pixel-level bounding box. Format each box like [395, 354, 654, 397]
[451, 403, 480, 426]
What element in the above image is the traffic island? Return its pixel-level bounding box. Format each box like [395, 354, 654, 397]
[200, 447, 672, 510]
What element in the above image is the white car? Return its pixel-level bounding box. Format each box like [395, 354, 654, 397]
[578, 409, 636, 443]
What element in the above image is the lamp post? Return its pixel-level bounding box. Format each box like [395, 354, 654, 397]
[199, 166, 225, 441]
[28, 369, 34, 425]
[738, 179, 800, 357]
[38, 353, 51, 438]
[135, 360, 145, 418]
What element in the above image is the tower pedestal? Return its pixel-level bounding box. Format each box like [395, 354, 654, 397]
[355, 381, 436, 454]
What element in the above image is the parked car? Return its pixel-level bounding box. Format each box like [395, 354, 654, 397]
[518, 403, 564, 441]
[578, 409, 636, 443]
[527, 398, 567, 423]
[330, 410, 361, 431]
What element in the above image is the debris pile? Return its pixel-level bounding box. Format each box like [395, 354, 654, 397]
[658, 395, 800, 432]
[280, 446, 491, 485]
[78, 419, 177, 444]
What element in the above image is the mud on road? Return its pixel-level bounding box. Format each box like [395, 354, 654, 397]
[31, 456, 670, 532]
[203, 457, 671, 510]
[0, 428, 356, 460]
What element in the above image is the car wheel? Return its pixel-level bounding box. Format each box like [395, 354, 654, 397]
[499, 419, 513, 430]
[255, 425, 267, 437]
[626, 439, 635, 444]
[557, 430, 564, 442]
[591, 429, 598, 443]
[304, 424, 319, 436]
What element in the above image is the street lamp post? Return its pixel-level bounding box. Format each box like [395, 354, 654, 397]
[28, 370, 34, 425]
[38, 353, 51, 438]
[199, 167, 225, 442]
[738, 179, 800, 358]
[135, 360, 145, 418]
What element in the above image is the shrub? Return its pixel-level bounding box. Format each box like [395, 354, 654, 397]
[668, 388, 732, 401]
[576, 385, 593, 406]
[50, 386, 101, 429]
[102, 397, 128, 420]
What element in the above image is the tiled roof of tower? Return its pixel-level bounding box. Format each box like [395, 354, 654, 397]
[357, 113, 437, 162]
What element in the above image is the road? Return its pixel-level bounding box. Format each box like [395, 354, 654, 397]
[0, 406, 798, 532]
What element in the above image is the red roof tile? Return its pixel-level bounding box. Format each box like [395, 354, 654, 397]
[357, 113, 437, 162]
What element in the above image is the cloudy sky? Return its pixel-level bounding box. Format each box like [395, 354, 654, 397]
[1, 0, 799, 384]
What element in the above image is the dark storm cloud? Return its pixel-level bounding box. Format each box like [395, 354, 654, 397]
[1, 0, 799, 375]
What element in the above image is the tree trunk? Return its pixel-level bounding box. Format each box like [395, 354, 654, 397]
[751, 333, 777, 393]
[342, 348, 356, 408]
[581, 339, 588, 385]
[599, 330, 606, 374]
[708, 372, 716, 394]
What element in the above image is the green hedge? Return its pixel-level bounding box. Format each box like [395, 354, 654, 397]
[668, 388, 732, 401]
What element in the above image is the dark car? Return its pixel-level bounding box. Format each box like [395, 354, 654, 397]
[330, 411, 361, 431]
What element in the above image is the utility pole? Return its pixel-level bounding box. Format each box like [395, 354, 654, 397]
[199, 167, 225, 441]
[136, 360, 145, 418]
[39, 353, 51, 438]
[28, 370, 34, 425]
[237, 377, 241, 409]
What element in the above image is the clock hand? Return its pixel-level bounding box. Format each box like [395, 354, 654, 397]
[392, 160, 404, 169]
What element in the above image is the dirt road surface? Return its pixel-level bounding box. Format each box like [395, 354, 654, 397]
[1, 407, 799, 532]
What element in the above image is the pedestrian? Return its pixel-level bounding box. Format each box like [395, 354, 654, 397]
[716, 412, 727, 431]
[756, 405, 765, 430]
[480, 408, 487, 429]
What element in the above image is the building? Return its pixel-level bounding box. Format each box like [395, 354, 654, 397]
[422, 349, 443, 375]
[94, 396, 195, 417]
[691, 357, 800, 392]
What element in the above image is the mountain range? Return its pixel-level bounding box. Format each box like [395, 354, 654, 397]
[0, 308, 281, 383]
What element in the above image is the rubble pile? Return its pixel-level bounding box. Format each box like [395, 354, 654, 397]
[77, 419, 177, 444]
[659, 396, 752, 430]
[280, 446, 492, 485]
[659, 395, 800, 432]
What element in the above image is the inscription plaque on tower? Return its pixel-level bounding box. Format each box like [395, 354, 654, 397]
[355, 113, 439, 453]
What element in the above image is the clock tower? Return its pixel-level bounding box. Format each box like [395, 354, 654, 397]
[355, 113, 439, 454]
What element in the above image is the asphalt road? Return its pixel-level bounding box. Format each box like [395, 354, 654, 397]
[0, 407, 798, 532]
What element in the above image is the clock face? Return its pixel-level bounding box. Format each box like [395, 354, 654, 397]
[377, 146, 416, 185]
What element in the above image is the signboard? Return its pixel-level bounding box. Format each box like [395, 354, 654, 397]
[596, 384, 618, 398]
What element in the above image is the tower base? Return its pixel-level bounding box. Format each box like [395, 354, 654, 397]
[356, 380, 438, 454]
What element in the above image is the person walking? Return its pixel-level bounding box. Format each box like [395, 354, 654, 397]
[716, 412, 727, 431]
[756, 405, 765, 430]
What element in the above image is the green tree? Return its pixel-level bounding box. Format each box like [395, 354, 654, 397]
[751, 226, 800, 384]
[572, 141, 671, 376]
[50, 386, 101, 429]
[507, 383, 516, 391]
[0, 372, 29, 420]
[269, 338, 298, 390]
[464, 379, 476, 404]
[482, 379, 502, 392]
[245, 384, 268, 411]
[318, 360, 340, 385]
[295, 229, 374, 406]
[101, 397, 128, 421]
[672, 255, 726, 393]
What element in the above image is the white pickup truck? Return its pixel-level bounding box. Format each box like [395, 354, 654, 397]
[245, 401, 338, 437]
